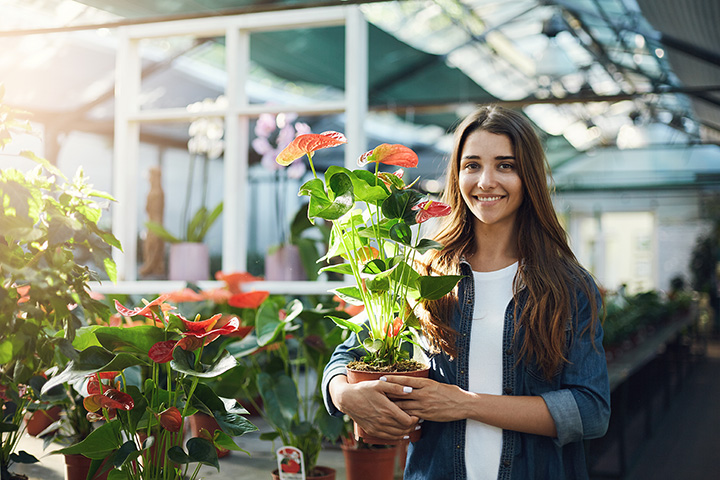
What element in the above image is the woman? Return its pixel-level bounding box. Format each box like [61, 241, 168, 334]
[322, 105, 610, 479]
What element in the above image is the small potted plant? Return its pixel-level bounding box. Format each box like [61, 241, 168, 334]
[42, 295, 259, 480]
[275, 132, 462, 444]
[146, 97, 226, 282]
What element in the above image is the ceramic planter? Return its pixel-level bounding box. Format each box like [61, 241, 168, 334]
[264, 244, 306, 281]
[346, 367, 430, 445]
[271, 466, 335, 480]
[341, 444, 397, 480]
[168, 242, 209, 282]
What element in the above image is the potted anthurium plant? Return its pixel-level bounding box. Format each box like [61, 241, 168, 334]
[222, 296, 347, 480]
[275, 131, 462, 444]
[41, 295, 258, 480]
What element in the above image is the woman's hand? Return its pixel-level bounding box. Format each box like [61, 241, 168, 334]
[328, 375, 419, 441]
[383, 376, 558, 437]
[384, 376, 471, 422]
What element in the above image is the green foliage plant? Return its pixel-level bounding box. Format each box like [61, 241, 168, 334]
[0, 85, 120, 479]
[275, 132, 462, 370]
[224, 297, 347, 475]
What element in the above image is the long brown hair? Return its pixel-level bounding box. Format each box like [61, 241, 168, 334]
[418, 105, 600, 379]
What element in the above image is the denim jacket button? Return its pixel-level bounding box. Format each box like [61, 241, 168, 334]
[505, 348, 513, 355]
[503, 460, 511, 467]
[503, 387, 513, 394]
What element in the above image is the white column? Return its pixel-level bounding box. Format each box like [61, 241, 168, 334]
[223, 27, 250, 273]
[113, 31, 141, 281]
[344, 6, 368, 169]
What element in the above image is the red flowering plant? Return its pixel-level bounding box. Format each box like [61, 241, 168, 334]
[41, 295, 258, 480]
[275, 132, 462, 370]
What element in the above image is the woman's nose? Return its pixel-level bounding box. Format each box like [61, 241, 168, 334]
[477, 169, 497, 190]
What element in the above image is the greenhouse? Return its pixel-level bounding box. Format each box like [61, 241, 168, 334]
[1, 0, 719, 479]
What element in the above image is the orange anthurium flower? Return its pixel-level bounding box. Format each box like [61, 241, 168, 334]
[165, 288, 205, 303]
[355, 246, 380, 263]
[275, 131, 347, 166]
[181, 314, 239, 340]
[158, 407, 183, 432]
[386, 317, 404, 337]
[357, 144, 418, 168]
[228, 290, 270, 309]
[16, 285, 30, 304]
[411, 200, 452, 224]
[215, 271, 263, 294]
[202, 288, 233, 304]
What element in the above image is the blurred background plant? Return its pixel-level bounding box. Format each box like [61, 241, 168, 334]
[0, 85, 120, 480]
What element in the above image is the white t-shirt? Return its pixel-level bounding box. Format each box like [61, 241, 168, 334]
[465, 262, 518, 480]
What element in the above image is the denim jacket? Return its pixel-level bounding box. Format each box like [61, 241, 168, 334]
[322, 259, 610, 480]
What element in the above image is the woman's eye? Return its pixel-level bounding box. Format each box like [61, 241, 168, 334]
[499, 162, 514, 170]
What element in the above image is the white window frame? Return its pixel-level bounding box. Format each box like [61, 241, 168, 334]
[108, 5, 367, 295]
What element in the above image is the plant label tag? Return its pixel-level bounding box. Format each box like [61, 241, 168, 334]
[276, 446, 305, 480]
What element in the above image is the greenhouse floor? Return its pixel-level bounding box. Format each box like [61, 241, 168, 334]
[14, 339, 720, 480]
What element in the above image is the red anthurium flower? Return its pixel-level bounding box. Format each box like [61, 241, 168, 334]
[176, 335, 203, 351]
[84, 388, 134, 413]
[115, 295, 173, 322]
[149, 340, 178, 364]
[202, 288, 233, 304]
[358, 144, 418, 168]
[276, 131, 347, 166]
[181, 313, 222, 335]
[158, 407, 182, 432]
[228, 290, 270, 309]
[412, 199, 452, 224]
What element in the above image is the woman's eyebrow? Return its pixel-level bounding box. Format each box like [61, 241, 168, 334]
[461, 154, 516, 160]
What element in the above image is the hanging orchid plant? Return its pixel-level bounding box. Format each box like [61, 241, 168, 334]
[275, 133, 462, 369]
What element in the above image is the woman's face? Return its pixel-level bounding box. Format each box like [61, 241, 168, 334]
[458, 129, 523, 230]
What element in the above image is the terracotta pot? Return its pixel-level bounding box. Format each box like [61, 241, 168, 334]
[271, 466, 335, 480]
[169, 242, 209, 282]
[341, 444, 397, 480]
[64, 454, 109, 480]
[346, 367, 430, 445]
[25, 406, 62, 436]
[186, 413, 230, 458]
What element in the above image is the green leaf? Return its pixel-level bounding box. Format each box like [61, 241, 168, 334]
[389, 222, 413, 245]
[9, 451, 39, 465]
[171, 349, 238, 378]
[361, 259, 387, 275]
[53, 421, 123, 459]
[331, 286, 365, 306]
[318, 263, 355, 276]
[326, 315, 363, 334]
[255, 301, 284, 347]
[104, 257, 118, 283]
[257, 372, 299, 431]
[145, 221, 180, 243]
[93, 325, 167, 356]
[417, 275, 464, 300]
[414, 238, 445, 254]
[313, 172, 354, 220]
